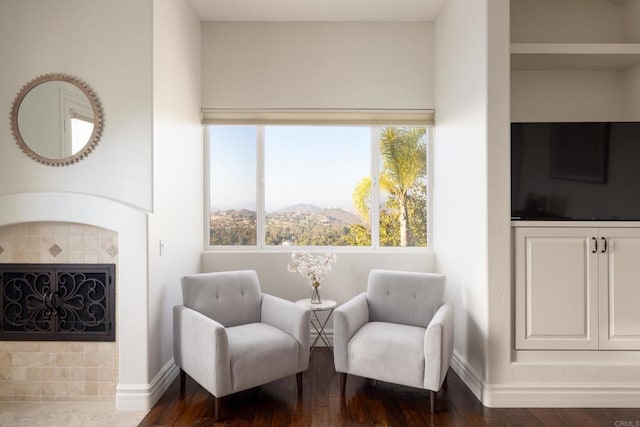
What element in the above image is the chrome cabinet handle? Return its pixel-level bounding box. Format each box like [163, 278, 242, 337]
[601, 237, 607, 253]
[592, 237, 598, 254]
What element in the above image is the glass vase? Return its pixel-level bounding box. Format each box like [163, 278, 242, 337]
[310, 283, 322, 304]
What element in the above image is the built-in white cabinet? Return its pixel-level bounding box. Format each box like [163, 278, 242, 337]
[515, 227, 598, 350]
[598, 228, 640, 350]
[511, 0, 640, 351]
[515, 226, 640, 351]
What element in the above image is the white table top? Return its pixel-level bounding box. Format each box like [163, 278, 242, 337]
[295, 298, 337, 311]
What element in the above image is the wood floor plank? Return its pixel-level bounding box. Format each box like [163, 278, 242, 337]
[139, 348, 640, 427]
[173, 387, 211, 427]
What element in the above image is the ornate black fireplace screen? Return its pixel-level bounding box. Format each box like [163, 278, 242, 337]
[0, 264, 115, 341]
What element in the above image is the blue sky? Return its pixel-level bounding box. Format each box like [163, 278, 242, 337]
[209, 125, 370, 212]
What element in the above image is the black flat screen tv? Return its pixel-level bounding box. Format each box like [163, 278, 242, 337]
[511, 122, 640, 221]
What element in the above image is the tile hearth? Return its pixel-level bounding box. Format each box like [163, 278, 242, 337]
[0, 401, 146, 427]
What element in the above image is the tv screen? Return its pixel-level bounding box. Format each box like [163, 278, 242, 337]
[511, 122, 640, 221]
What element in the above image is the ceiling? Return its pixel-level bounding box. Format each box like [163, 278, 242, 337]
[190, 0, 449, 22]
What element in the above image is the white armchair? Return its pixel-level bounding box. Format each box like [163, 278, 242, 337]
[173, 270, 311, 420]
[333, 269, 453, 413]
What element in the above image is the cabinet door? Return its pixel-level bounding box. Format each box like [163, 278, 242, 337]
[599, 228, 640, 350]
[515, 227, 599, 350]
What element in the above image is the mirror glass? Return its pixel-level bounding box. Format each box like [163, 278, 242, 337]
[10, 74, 103, 166]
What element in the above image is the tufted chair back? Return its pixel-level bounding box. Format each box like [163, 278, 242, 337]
[366, 269, 445, 328]
[181, 270, 262, 327]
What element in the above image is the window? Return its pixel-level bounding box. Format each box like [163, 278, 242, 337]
[207, 124, 430, 249]
[209, 126, 257, 245]
[70, 115, 94, 153]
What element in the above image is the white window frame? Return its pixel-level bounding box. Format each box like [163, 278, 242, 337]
[203, 112, 434, 253]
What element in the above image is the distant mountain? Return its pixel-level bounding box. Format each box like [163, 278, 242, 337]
[321, 208, 363, 225]
[269, 204, 363, 226]
[211, 208, 256, 216]
[211, 204, 364, 226]
[276, 203, 323, 214]
[210, 203, 366, 245]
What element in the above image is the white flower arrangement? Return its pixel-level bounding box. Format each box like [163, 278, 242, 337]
[287, 251, 337, 289]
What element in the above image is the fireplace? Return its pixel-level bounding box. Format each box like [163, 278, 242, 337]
[1, 264, 115, 341]
[0, 222, 119, 401]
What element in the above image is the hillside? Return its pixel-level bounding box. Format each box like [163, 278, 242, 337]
[210, 204, 365, 246]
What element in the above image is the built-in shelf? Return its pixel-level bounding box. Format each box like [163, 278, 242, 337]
[511, 43, 640, 70]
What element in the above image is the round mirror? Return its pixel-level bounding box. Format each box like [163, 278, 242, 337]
[10, 74, 104, 166]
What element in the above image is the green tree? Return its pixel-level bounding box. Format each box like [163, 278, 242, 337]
[380, 127, 427, 246]
[349, 126, 427, 247]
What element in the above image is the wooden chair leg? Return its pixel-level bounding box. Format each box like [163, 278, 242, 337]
[179, 369, 186, 394]
[296, 372, 303, 396]
[340, 373, 347, 395]
[214, 396, 220, 421]
[430, 390, 436, 414]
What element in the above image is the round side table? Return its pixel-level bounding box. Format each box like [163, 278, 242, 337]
[295, 298, 337, 355]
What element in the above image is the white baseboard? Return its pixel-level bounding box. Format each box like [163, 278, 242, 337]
[451, 350, 640, 408]
[115, 340, 640, 409]
[450, 350, 484, 401]
[484, 383, 640, 408]
[114, 328, 333, 412]
[116, 358, 179, 411]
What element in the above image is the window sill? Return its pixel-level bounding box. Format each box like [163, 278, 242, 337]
[202, 246, 434, 255]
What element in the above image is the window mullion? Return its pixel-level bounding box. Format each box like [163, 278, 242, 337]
[371, 126, 381, 249]
[257, 126, 265, 249]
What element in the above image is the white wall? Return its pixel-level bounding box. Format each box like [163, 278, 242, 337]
[511, 0, 627, 43]
[486, 0, 512, 389]
[434, 0, 489, 391]
[624, 64, 640, 120]
[148, 0, 203, 384]
[0, 0, 153, 212]
[623, 0, 640, 42]
[201, 22, 434, 110]
[511, 70, 626, 122]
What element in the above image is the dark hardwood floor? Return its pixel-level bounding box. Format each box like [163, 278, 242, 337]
[140, 348, 640, 426]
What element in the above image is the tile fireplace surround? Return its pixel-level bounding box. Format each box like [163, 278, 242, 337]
[0, 222, 119, 402]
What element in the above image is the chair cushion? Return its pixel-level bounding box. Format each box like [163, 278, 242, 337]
[367, 269, 445, 328]
[348, 321, 426, 389]
[181, 270, 261, 327]
[226, 323, 300, 393]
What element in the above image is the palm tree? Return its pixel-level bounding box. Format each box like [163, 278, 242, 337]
[380, 127, 426, 246]
[351, 126, 427, 247]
